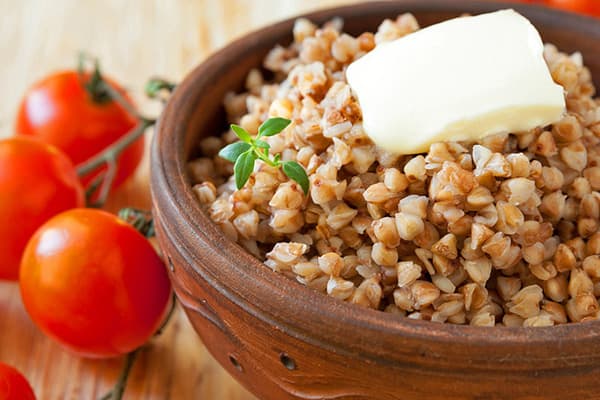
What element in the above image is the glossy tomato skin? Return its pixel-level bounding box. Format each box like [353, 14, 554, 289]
[546, 0, 600, 16]
[527, 0, 600, 16]
[15, 71, 143, 189]
[0, 137, 85, 281]
[0, 362, 36, 400]
[20, 209, 172, 358]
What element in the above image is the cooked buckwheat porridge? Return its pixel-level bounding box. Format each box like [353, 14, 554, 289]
[188, 14, 600, 327]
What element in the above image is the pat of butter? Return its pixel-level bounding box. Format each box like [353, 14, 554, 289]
[346, 9, 566, 155]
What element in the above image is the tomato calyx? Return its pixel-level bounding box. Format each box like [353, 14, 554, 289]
[78, 54, 113, 105]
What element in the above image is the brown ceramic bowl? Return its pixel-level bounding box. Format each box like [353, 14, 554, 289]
[151, 1, 600, 399]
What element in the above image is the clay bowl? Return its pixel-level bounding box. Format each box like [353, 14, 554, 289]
[151, 1, 600, 399]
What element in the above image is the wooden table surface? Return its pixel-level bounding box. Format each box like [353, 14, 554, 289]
[0, 1, 362, 398]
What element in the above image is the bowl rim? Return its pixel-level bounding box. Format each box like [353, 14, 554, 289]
[152, 0, 600, 367]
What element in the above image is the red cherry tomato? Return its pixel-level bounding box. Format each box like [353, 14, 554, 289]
[0, 362, 36, 400]
[20, 208, 172, 358]
[15, 71, 143, 189]
[0, 137, 84, 281]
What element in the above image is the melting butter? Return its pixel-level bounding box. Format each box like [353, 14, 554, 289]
[346, 9, 566, 155]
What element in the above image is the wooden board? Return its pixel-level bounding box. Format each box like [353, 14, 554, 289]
[0, 0, 362, 398]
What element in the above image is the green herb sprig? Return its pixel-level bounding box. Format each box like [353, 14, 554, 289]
[218, 117, 309, 194]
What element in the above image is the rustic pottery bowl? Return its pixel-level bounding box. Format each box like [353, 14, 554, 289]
[151, 1, 600, 399]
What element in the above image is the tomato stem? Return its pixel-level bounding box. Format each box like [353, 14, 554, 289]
[98, 80, 146, 122]
[85, 172, 107, 200]
[118, 208, 155, 238]
[77, 118, 152, 178]
[91, 157, 118, 208]
[78, 52, 112, 104]
[78, 118, 153, 207]
[96, 293, 177, 400]
[145, 78, 176, 100]
[154, 292, 177, 336]
[98, 348, 140, 400]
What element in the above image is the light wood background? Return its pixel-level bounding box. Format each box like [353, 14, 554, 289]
[0, 1, 364, 399]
